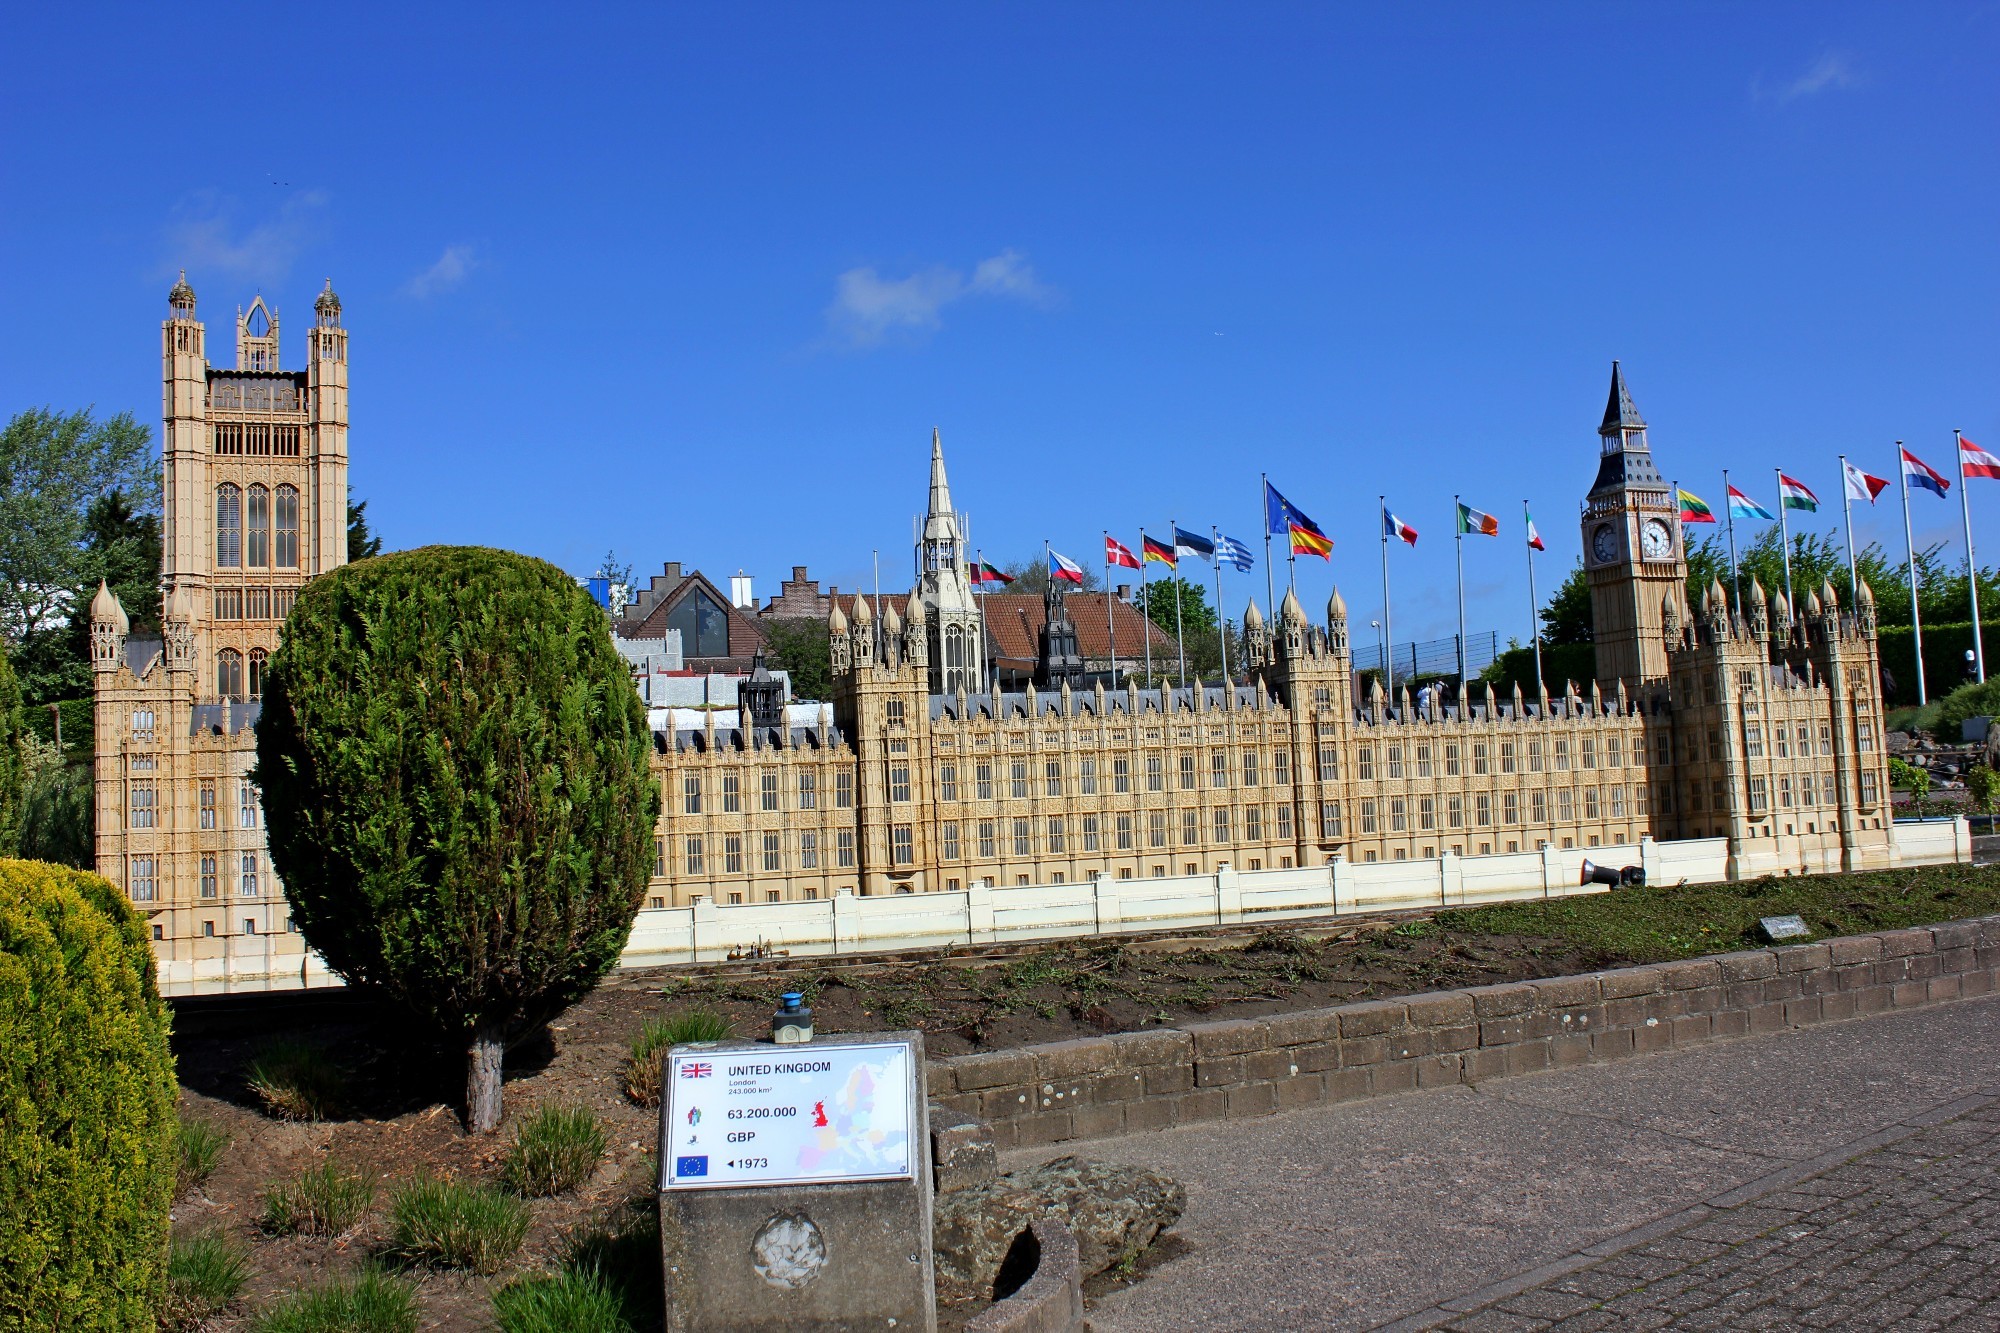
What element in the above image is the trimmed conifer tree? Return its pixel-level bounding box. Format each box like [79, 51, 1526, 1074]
[0, 642, 22, 856]
[253, 547, 658, 1131]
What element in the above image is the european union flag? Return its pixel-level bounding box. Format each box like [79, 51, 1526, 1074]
[676, 1155, 709, 1178]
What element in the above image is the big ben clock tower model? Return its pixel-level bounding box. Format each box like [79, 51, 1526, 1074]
[1582, 362, 1685, 690]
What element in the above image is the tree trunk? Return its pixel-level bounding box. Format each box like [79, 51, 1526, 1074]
[466, 1025, 505, 1134]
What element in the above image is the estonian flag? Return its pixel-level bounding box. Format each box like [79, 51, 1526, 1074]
[1173, 527, 1217, 561]
[1903, 447, 1951, 497]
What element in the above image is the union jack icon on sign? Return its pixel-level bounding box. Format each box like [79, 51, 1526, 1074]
[681, 1062, 713, 1078]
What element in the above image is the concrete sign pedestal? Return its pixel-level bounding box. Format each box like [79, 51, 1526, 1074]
[659, 1029, 935, 1332]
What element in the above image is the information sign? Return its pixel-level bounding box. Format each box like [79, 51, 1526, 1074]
[663, 1041, 915, 1190]
[1759, 914, 1811, 942]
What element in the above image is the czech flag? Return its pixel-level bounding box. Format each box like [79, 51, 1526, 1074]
[1727, 485, 1775, 521]
[1456, 503, 1500, 536]
[1843, 461, 1889, 504]
[1526, 509, 1546, 551]
[1961, 436, 2000, 481]
[1383, 506, 1418, 546]
[1106, 535, 1142, 569]
[1678, 489, 1716, 524]
[972, 561, 1013, 585]
[1777, 474, 1819, 512]
[1903, 447, 1951, 497]
[1047, 548, 1086, 584]
[1142, 533, 1177, 568]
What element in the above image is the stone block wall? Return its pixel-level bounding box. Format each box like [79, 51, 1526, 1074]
[925, 915, 2000, 1150]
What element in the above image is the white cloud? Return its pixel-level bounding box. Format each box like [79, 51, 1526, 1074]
[166, 190, 328, 286]
[1767, 51, 1860, 103]
[404, 244, 477, 299]
[825, 249, 1056, 347]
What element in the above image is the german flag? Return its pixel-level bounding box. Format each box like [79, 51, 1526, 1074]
[1142, 534, 1177, 567]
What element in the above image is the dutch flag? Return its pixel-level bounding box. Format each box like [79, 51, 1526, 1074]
[1903, 447, 1951, 498]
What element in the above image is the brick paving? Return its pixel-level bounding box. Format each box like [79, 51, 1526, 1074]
[1431, 1102, 2000, 1332]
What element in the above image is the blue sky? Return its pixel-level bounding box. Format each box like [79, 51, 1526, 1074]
[3, 4, 1996, 650]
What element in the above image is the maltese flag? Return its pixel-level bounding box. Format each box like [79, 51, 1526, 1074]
[1961, 436, 2000, 481]
[1843, 461, 1889, 503]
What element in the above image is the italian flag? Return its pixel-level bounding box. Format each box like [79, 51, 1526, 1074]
[1778, 474, 1819, 511]
[1525, 509, 1545, 551]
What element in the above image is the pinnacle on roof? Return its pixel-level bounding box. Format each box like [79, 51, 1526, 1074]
[904, 589, 925, 623]
[1821, 579, 1838, 609]
[852, 593, 873, 623]
[1805, 589, 1823, 616]
[1750, 577, 1766, 605]
[1242, 598, 1264, 631]
[1773, 588, 1791, 620]
[929, 427, 952, 516]
[1280, 586, 1305, 624]
[1858, 580, 1875, 607]
[1327, 585, 1347, 619]
[315, 277, 341, 316]
[90, 580, 128, 633]
[827, 599, 848, 633]
[882, 599, 902, 635]
[168, 269, 195, 309]
[1600, 360, 1647, 436]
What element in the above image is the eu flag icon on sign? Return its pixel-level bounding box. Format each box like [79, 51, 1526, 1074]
[676, 1155, 709, 1178]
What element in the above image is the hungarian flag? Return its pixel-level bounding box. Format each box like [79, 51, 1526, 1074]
[1289, 523, 1333, 559]
[1526, 509, 1545, 551]
[1727, 485, 1775, 521]
[1047, 548, 1086, 584]
[1142, 533, 1177, 567]
[1383, 506, 1418, 546]
[1843, 461, 1889, 503]
[1456, 503, 1500, 536]
[971, 561, 1013, 585]
[1961, 436, 2000, 481]
[1777, 474, 1819, 512]
[1903, 447, 1951, 497]
[1678, 489, 1716, 524]
[1105, 535, 1142, 569]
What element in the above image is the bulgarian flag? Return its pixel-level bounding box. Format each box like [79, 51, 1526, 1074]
[1105, 535, 1142, 569]
[1141, 533, 1177, 567]
[1383, 506, 1418, 546]
[1777, 474, 1819, 511]
[1961, 436, 2000, 481]
[1678, 488, 1716, 524]
[1456, 502, 1500, 536]
[1047, 548, 1086, 584]
[1525, 509, 1545, 551]
[972, 560, 1013, 585]
[1727, 485, 1775, 521]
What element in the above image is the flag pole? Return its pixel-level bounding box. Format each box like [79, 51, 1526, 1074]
[1169, 517, 1187, 687]
[1379, 496, 1393, 689]
[1261, 474, 1277, 619]
[1775, 467, 1794, 610]
[1839, 456, 1860, 605]
[1138, 528, 1154, 690]
[1899, 442, 1928, 706]
[1722, 469, 1740, 609]
[1211, 525, 1229, 684]
[1453, 497, 1468, 696]
[1525, 500, 1543, 701]
[1957, 429, 1984, 683]
[1104, 531, 1120, 686]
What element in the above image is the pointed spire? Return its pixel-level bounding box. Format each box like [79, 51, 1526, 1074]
[1858, 580, 1875, 607]
[1820, 579, 1838, 610]
[905, 589, 925, 623]
[1280, 586, 1305, 624]
[1749, 577, 1766, 606]
[1600, 360, 1646, 435]
[852, 592, 873, 624]
[1242, 598, 1264, 631]
[1805, 588, 1823, 617]
[881, 598, 902, 636]
[90, 579, 128, 634]
[928, 427, 953, 517]
[1327, 585, 1347, 619]
[168, 269, 196, 311]
[828, 598, 848, 633]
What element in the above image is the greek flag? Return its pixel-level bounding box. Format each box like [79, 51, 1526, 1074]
[1215, 534, 1255, 572]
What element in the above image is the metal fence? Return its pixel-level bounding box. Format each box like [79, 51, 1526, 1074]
[1352, 629, 1500, 686]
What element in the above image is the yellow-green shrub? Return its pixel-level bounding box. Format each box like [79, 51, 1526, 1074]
[0, 858, 177, 1326]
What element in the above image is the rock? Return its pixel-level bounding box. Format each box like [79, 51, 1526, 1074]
[931, 1103, 999, 1195]
[932, 1155, 1185, 1305]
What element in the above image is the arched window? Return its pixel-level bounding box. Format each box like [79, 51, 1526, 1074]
[248, 648, 268, 699]
[217, 648, 243, 700]
[274, 485, 300, 568]
[246, 484, 270, 567]
[216, 484, 242, 568]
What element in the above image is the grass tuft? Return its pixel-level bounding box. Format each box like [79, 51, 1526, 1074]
[623, 1008, 732, 1106]
[492, 1269, 634, 1333]
[261, 1158, 376, 1237]
[389, 1173, 530, 1273]
[163, 1230, 249, 1330]
[245, 1039, 345, 1121]
[176, 1118, 231, 1197]
[502, 1101, 607, 1198]
[251, 1268, 419, 1333]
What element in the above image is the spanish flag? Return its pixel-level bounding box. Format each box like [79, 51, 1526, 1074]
[1142, 534, 1177, 567]
[1289, 523, 1333, 559]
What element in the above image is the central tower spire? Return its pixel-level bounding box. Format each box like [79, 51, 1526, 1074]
[915, 428, 982, 694]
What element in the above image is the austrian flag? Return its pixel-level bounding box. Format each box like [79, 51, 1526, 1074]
[1961, 436, 2000, 481]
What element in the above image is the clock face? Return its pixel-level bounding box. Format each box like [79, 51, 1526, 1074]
[1591, 524, 1618, 564]
[1641, 519, 1673, 559]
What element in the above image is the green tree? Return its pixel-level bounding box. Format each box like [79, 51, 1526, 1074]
[762, 618, 832, 701]
[0, 859, 178, 1326]
[16, 740, 91, 869]
[1001, 555, 1102, 597]
[0, 643, 20, 856]
[346, 488, 384, 563]
[254, 547, 659, 1132]
[1136, 577, 1219, 682]
[1966, 765, 2000, 816]
[1539, 560, 1592, 645]
[10, 489, 161, 709]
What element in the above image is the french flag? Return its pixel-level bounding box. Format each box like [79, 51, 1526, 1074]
[1903, 447, 1951, 498]
[1961, 436, 2000, 482]
[1047, 548, 1086, 583]
[1383, 506, 1418, 547]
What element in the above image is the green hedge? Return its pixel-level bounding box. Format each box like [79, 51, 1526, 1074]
[1480, 642, 1597, 697]
[19, 698, 94, 763]
[0, 859, 176, 1326]
[1875, 623, 2000, 707]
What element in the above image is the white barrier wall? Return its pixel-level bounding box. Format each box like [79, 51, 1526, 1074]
[161, 822, 1975, 995]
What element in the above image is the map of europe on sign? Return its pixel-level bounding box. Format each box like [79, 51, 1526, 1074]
[663, 1041, 915, 1190]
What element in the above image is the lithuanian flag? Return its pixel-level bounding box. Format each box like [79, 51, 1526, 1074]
[1678, 489, 1716, 524]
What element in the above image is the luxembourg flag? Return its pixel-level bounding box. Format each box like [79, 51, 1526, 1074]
[1777, 474, 1819, 512]
[1726, 485, 1775, 521]
[1961, 436, 2000, 481]
[1383, 506, 1418, 546]
[1047, 548, 1086, 584]
[1903, 447, 1951, 497]
[1843, 461, 1890, 504]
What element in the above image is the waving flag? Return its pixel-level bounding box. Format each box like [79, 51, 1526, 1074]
[1173, 527, 1216, 561]
[1961, 436, 2000, 481]
[1383, 506, 1418, 546]
[1142, 534, 1177, 567]
[1215, 533, 1255, 572]
[1727, 485, 1775, 521]
[1264, 481, 1322, 537]
[1526, 509, 1546, 551]
[1844, 461, 1889, 503]
[1777, 474, 1819, 511]
[1047, 548, 1086, 584]
[1289, 525, 1333, 559]
[1903, 447, 1951, 497]
[972, 561, 1013, 585]
[1456, 503, 1500, 536]
[1679, 489, 1716, 524]
[1106, 536, 1141, 569]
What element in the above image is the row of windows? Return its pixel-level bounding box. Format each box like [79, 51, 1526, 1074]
[216, 648, 267, 701]
[1352, 785, 1649, 833]
[132, 778, 261, 830]
[938, 805, 1299, 859]
[1740, 723, 1839, 760]
[1717, 773, 1856, 813]
[938, 751, 1300, 801]
[1355, 735, 1636, 779]
[213, 586, 298, 622]
[677, 829, 859, 875]
[681, 771, 851, 815]
[216, 483, 301, 569]
[213, 422, 302, 456]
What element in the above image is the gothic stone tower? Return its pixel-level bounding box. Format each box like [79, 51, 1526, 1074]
[916, 429, 984, 695]
[1582, 361, 1685, 691]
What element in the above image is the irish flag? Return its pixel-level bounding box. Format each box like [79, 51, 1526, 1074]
[1778, 474, 1819, 511]
[1962, 436, 2000, 481]
[1525, 509, 1545, 551]
[1678, 489, 1716, 524]
[1456, 503, 1500, 536]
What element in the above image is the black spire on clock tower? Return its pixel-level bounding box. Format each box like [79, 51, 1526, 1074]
[1581, 361, 1685, 689]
